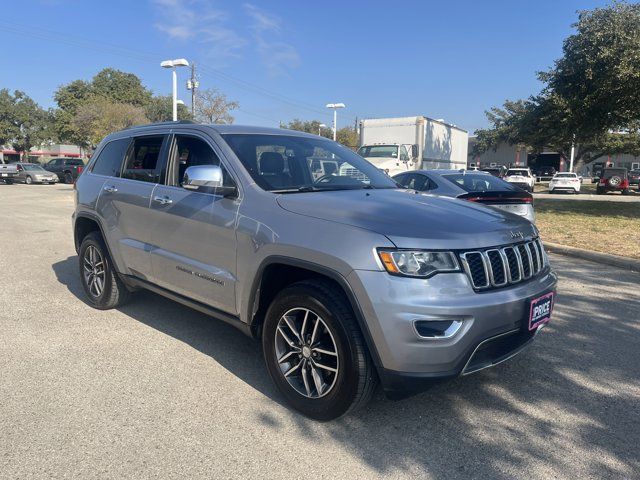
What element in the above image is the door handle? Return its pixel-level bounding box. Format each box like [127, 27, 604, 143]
[103, 185, 118, 193]
[153, 195, 173, 205]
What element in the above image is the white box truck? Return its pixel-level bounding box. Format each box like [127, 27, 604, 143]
[357, 116, 468, 176]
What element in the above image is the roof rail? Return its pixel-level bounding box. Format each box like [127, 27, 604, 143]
[124, 120, 198, 130]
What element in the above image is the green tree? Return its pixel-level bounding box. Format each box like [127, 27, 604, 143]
[194, 88, 239, 124]
[0, 89, 20, 146]
[91, 68, 152, 106]
[336, 126, 358, 149]
[54, 68, 152, 146]
[0, 89, 54, 159]
[145, 95, 192, 123]
[475, 2, 640, 168]
[72, 97, 148, 148]
[539, 2, 640, 138]
[285, 119, 332, 138]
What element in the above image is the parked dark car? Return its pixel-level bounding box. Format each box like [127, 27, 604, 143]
[480, 167, 505, 178]
[596, 168, 630, 195]
[393, 169, 536, 222]
[535, 166, 557, 181]
[44, 157, 85, 183]
[628, 169, 640, 186]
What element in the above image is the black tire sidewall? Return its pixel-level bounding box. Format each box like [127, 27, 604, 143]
[262, 285, 362, 421]
[78, 233, 115, 308]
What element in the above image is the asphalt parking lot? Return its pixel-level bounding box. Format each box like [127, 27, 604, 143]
[1, 183, 639, 479]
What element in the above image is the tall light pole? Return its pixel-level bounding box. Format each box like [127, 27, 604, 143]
[161, 58, 189, 121]
[318, 123, 326, 136]
[326, 103, 345, 141]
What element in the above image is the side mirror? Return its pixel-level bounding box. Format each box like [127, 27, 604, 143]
[183, 165, 237, 198]
[411, 144, 419, 159]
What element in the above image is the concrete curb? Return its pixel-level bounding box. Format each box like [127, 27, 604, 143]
[544, 241, 640, 272]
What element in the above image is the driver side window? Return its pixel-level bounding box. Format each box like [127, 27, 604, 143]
[168, 135, 234, 189]
[399, 146, 409, 162]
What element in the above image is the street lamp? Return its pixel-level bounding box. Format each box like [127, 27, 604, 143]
[318, 123, 326, 136]
[161, 58, 189, 121]
[325, 103, 345, 141]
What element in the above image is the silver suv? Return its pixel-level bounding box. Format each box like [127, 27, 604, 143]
[73, 122, 557, 420]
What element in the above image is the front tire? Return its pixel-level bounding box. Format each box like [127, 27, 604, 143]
[79, 231, 130, 309]
[262, 279, 377, 420]
[25, 175, 33, 184]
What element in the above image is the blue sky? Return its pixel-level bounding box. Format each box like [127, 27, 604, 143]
[1, 0, 613, 133]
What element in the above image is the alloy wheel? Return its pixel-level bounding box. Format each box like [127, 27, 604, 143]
[274, 307, 339, 398]
[83, 245, 105, 297]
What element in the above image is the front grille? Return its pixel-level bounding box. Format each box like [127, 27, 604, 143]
[460, 239, 547, 290]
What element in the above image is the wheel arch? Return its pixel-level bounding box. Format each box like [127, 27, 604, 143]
[247, 256, 383, 368]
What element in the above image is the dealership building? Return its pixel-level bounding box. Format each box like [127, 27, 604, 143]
[0, 144, 82, 163]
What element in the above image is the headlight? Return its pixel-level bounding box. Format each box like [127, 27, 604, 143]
[377, 249, 460, 278]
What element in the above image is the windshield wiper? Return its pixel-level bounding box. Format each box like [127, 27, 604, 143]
[271, 186, 319, 193]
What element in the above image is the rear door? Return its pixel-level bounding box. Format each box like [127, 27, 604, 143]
[148, 132, 240, 314]
[95, 134, 169, 280]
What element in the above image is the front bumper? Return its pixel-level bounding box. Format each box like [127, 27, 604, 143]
[347, 267, 557, 394]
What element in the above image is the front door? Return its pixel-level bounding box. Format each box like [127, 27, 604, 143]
[96, 135, 169, 280]
[149, 133, 240, 315]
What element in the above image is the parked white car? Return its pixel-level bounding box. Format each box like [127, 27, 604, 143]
[549, 172, 581, 194]
[503, 168, 535, 192]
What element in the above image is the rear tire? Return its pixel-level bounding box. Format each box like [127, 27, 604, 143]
[262, 279, 377, 420]
[64, 171, 73, 184]
[596, 187, 604, 195]
[622, 188, 630, 195]
[79, 231, 130, 310]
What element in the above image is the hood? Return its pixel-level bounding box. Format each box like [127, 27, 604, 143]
[276, 188, 537, 250]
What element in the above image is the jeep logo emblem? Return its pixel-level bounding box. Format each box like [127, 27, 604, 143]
[510, 231, 524, 239]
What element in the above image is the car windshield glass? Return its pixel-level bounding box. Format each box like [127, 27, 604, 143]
[506, 169, 529, 176]
[222, 134, 398, 192]
[356, 145, 399, 158]
[603, 169, 626, 177]
[442, 173, 519, 192]
[554, 173, 576, 178]
[23, 164, 45, 171]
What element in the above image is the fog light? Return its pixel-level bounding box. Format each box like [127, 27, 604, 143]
[414, 320, 463, 339]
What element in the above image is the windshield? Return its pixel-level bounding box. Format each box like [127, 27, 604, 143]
[603, 169, 626, 177]
[222, 134, 398, 192]
[506, 169, 529, 177]
[442, 173, 519, 192]
[356, 145, 399, 158]
[23, 164, 45, 171]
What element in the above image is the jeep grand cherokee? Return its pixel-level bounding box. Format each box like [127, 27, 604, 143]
[73, 122, 557, 420]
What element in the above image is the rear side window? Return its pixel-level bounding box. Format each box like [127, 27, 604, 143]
[66, 159, 84, 166]
[603, 169, 626, 178]
[122, 136, 165, 183]
[442, 173, 519, 192]
[91, 138, 130, 177]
